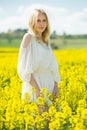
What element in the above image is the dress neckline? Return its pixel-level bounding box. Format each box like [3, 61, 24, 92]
[33, 36, 50, 49]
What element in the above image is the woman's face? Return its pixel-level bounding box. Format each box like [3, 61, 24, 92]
[35, 13, 47, 35]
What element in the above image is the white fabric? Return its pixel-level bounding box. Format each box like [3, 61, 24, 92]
[17, 36, 60, 102]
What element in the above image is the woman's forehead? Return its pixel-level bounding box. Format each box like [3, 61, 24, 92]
[37, 13, 46, 19]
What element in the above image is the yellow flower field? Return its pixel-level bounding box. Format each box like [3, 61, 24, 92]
[0, 48, 87, 130]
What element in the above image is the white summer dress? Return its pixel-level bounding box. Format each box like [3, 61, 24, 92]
[17, 35, 60, 103]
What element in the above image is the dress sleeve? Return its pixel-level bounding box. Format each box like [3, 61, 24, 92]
[17, 41, 33, 82]
[50, 54, 60, 83]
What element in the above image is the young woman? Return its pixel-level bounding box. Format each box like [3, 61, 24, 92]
[17, 8, 60, 104]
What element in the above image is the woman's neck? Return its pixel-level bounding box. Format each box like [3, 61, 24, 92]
[35, 31, 42, 38]
[36, 34, 42, 39]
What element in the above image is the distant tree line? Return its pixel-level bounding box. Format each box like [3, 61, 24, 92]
[0, 29, 87, 43]
[0, 29, 87, 49]
[50, 31, 87, 39]
[0, 29, 27, 43]
[0, 29, 27, 39]
[0, 29, 87, 40]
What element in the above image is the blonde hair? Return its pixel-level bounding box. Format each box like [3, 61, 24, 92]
[28, 8, 50, 45]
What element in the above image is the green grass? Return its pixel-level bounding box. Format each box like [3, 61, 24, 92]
[0, 38, 87, 50]
[50, 38, 87, 50]
[0, 38, 21, 48]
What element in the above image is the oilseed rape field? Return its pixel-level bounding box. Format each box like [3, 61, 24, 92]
[0, 48, 87, 130]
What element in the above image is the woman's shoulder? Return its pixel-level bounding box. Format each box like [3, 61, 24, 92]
[21, 33, 32, 48]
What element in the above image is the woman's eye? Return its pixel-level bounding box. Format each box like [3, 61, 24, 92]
[37, 19, 46, 23]
[43, 19, 46, 22]
[37, 19, 40, 22]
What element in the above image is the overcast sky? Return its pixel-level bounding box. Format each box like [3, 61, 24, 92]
[0, 0, 87, 34]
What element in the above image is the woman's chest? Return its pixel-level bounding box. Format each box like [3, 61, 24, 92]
[36, 43, 53, 67]
[37, 43, 51, 59]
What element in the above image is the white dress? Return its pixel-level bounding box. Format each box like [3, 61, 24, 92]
[17, 35, 60, 103]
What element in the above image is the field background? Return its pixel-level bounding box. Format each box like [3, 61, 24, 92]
[0, 32, 87, 129]
[0, 36, 87, 50]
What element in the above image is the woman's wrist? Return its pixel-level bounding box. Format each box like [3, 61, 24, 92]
[54, 82, 58, 88]
[30, 74, 40, 98]
[30, 74, 39, 89]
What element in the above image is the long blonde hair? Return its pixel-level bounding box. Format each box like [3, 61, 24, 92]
[28, 8, 50, 45]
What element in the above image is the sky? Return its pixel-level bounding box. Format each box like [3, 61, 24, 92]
[0, 0, 87, 34]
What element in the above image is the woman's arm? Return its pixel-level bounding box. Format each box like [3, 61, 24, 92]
[20, 33, 40, 98]
[30, 74, 40, 98]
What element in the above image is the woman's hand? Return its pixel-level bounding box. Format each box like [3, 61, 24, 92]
[52, 82, 59, 100]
